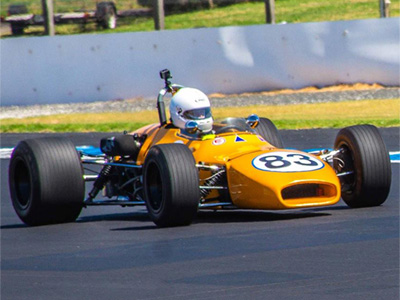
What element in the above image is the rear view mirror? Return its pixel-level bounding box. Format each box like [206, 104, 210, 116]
[246, 114, 259, 128]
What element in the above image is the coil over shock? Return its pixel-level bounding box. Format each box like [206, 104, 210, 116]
[200, 169, 226, 199]
[86, 165, 113, 202]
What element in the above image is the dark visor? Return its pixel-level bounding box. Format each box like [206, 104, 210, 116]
[182, 107, 211, 120]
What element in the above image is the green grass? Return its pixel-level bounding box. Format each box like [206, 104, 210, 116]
[0, 122, 147, 133]
[103, 0, 400, 34]
[1, 119, 397, 133]
[2, 0, 399, 36]
[1, 99, 398, 133]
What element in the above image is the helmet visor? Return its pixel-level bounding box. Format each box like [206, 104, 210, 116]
[182, 107, 212, 120]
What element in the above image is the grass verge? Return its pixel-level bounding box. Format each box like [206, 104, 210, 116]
[1, 99, 398, 133]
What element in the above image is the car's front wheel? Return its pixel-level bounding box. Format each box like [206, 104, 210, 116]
[334, 125, 391, 207]
[143, 144, 199, 227]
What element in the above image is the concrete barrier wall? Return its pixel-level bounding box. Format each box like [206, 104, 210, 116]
[1, 17, 399, 106]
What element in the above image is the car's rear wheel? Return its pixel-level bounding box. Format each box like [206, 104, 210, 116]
[143, 144, 199, 227]
[9, 137, 84, 226]
[256, 118, 284, 148]
[334, 125, 391, 207]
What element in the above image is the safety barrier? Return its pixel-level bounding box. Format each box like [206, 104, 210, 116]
[1, 17, 399, 106]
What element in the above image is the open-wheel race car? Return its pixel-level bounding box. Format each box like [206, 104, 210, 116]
[9, 70, 392, 227]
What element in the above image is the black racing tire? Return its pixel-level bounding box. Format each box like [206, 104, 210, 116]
[143, 144, 199, 227]
[334, 125, 391, 208]
[9, 137, 85, 226]
[256, 118, 284, 148]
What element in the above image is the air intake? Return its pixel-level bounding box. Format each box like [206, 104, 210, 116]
[282, 184, 334, 200]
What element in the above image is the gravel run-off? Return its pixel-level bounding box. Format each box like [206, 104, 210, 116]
[1, 86, 399, 119]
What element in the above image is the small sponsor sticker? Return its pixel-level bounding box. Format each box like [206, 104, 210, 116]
[212, 137, 226, 146]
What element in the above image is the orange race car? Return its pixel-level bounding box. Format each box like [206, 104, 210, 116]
[8, 70, 392, 227]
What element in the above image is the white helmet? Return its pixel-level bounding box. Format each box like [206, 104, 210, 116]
[169, 87, 213, 132]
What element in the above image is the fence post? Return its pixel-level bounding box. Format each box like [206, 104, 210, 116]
[265, 0, 275, 24]
[154, 0, 165, 30]
[41, 0, 55, 35]
[380, 0, 391, 18]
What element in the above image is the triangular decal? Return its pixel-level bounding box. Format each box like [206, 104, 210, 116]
[235, 136, 246, 143]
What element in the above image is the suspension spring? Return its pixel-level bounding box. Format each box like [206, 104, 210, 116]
[200, 169, 226, 198]
[87, 165, 113, 201]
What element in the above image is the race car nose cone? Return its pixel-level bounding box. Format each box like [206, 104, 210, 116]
[226, 149, 341, 210]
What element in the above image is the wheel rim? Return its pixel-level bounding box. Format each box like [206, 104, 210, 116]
[146, 162, 163, 212]
[13, 159, 31, 209]
[336, 144, 356, 194]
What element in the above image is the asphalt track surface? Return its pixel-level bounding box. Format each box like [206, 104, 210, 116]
[1, 128, 399, 300]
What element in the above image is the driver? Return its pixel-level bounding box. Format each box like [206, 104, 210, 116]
[169, 87, 213, 133]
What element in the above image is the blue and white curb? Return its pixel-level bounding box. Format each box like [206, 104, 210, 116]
[0, 148, 14, 160]
[1, 147, 399, 163]
[0, 146, 104, 159]
[390, 151, 400, 163]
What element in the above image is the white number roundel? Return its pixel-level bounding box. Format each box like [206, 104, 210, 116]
[252, 152, 324, 172]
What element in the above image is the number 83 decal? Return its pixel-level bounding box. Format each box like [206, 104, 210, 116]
[252, 151, 324, 172]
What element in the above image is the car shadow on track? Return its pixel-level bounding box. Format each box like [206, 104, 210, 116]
[0, 208, 340, 231]
[194, 210, 331, 224]
[109, 209, 333, 231]
[77, 211, 150, 223]
[0, 211, 152, 230]
[78, 211, 159, 231]
[0, 224, 28, 229]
